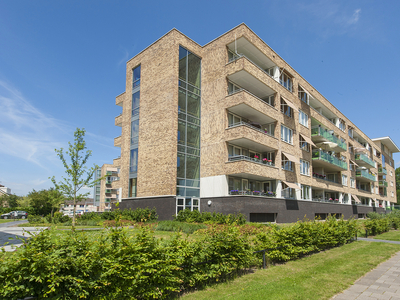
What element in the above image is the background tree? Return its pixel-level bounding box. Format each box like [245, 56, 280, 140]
[51, 128, 99, 228]
[48, 189, 66, 217]
[0, 194, 22, 208]
[17, 196, 31, 208]
[28, 189, 54, 216]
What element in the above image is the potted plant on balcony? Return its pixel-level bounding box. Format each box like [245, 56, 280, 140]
[253, 190, 261, 196]
[254, 155, 259, 162]
[230, 189, 239, 195]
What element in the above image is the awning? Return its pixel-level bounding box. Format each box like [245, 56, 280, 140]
[349, 159, 359, 167]
[299, 84, 311, 96]
[282, 151, 299, 164]
[351, 194, 361, 203]
[282, 180, 301, 190]
[300, 133, 316, 147]
[281, 96, 297, 110]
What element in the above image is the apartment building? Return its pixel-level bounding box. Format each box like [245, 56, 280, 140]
[113, 24, 399, 222]
[93, 164, 121, 212]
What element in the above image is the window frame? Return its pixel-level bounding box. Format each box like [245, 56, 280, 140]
[281, 125, 293, 144]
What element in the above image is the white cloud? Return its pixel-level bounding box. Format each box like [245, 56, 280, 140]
[348, 9, 361, 25]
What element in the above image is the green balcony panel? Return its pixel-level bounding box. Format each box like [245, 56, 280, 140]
[311, 127, 347, 151]
[378, 167, 387, 175]
[355, 153, 375, 168]
[379, 180, 388, 187]
[312, 150, 348, 170]
[355, 169, 376, 181]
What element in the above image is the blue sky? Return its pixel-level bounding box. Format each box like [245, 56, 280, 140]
[1, 0, 399, 196]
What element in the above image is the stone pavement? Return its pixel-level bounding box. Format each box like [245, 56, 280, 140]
[0, 221, 47, 252]
[332, 240, 400, 300]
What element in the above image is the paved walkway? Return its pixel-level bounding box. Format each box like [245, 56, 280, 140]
[0, 221, 47, 252]
[332, 238, 400, 299]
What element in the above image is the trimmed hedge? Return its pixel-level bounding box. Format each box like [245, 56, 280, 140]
[174, 209, 247, 225]
[0, 217, 358, 299]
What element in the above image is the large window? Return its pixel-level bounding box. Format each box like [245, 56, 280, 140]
[342, 174, 348, 186]
[177, 46, 201, 199]
[300, 159, 310, 176]
[130, 148, 138, 173]
[131, 119, 139, 145]
[299, 110, 308, 127]
[301, 185, 310, 200]
[298, 85, 309, 104]
[132, 91, 140, 116]
[280, 98, 293, 118]
[350, 177, 355, 188]
[281, 125, 293, 144]
[279, 72, 292, 92]
[132, 65, 141, 89]
[299, 135, 310, 152]
[282, 153, 293, 171]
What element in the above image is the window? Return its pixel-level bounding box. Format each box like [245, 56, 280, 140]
[132, 65, 141, 89]
[280, 98, 293, 118]
[342, 174, 348, 186]
[392, 191, 395, 197]
[390, 170, 393, 176]
[132, 91, 140, 116]
[281, 125, 293, 144]
[299, 135, 309, 152]
[300, 159, 310, 176]
[391, 181, 394, 187]
[228, 81, 241, 95]
[350, 177, 355, 188]
[176, 197, 200, 214]
[228, 50, 240, 62]
[298, 85, 309, 104]
[279, 72, 292, 92]
[301, 185, 310, 200]
[131, 120, 139, 145]
[348, 128, 353, 139]
[228, 113, 241, 127]
[282, 153, 293, 171]
[264, 123, 275, 136]
[299, 110, 308, 127]
[338, 119, 345, 132]
[262, 94, 275, 107]
[130, 148, 138, 173]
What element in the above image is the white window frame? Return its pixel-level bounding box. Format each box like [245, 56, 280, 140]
[176, 197, 200, 215]
[342, 174, 348, 186]
[301, 185, 310, 200]
[300, 159, 310, 176]
[350, 177, 355, 188]
[281, 153, 293, 171]
[299, 135, 309, 152]
[281, 125, 293, 144]
[299, 110, 309, 128]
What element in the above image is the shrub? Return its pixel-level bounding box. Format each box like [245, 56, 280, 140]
[174, 209, 246, 225]
[366, 212, 385, 220]
[364, 218, 390, 235]
[27, 215, 45, 224]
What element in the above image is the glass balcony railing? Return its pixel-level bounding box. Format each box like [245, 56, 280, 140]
[312, 150, 348, 170]
[378, 167, 387, 175]
[356, 169, 376, 181]
[355, 153, 375, 168]
[229, 190, 276, 197]
[379, 180, 388, 187]
[311, 127, 347, 151]
[228, 121, 275, 138]
[228, 155, 275, 167]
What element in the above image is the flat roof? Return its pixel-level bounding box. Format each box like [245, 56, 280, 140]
[371, 137, 400, 153]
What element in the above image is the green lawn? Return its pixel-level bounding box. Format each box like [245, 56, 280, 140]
[181, 241, 400, 300]
[373, 230, 400, 241]
[0, 219, 20, 224]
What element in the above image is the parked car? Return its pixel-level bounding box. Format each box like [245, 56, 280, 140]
[0, 211, 28, 219]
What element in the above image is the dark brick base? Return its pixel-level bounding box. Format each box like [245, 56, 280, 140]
[114, 196, 385, 223]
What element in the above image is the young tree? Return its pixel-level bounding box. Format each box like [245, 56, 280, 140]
[28, 189, 53, 216]
[51, 128, 99, 228]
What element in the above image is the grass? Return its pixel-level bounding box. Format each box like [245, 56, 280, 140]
[17, 223, 102, 228]
[373, 230, 400, 241]
[181, 241, 400, 300]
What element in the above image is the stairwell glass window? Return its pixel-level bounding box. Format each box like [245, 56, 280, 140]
[300, 159, 310, 176]
[299, 110, 308, 127]
[132, 65, 141, 89]
[281, 125, 293, 144]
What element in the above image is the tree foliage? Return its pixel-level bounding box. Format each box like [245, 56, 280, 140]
[0, 194, 21, 208]
[51, 128, 99, 227]
[27, 189, 55, 216]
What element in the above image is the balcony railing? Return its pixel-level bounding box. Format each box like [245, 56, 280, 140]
[227, 87, 276, 109]
[228, 121, 275, 138]
[311, 127, 347, 151]
[229, 190, 276, 197]
[312, 198, 341, 204]
[378, 167, 387, 175]
[355, 153, 375, 168]
[312, 150, 348, 170]
[312, 173, 340, 184]
[228, 155, 275, 167]
[356, 169, 376, 181]
[379, 180, 388, 187]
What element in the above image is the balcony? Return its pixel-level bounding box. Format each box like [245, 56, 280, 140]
[228, 155, 275, 167]
[379, 180, 388, 187]
[312, 173, 340, 184]
[355, 153, 375, 168]
[115, 92, 125, 107]
[115, 114, 122, 127]
[312, 198, 341, 204]
[311, 127, 347, 152]
[114, 136, 121, 147]
[356, 169, 376, 182]
[378, 167, 387, 175]
[229, 190, 276, 197]
[312, 150, 347, 171]
[228, 121, 275, 138]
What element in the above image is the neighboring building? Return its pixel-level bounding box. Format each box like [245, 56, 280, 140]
[0, 185, 11, 196]
[62, 198, 98, 216]
[93, 164, 121, 212]
[113, 24, 399, 222]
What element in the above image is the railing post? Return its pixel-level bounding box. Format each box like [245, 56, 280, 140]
[263, 250, 266, 269]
